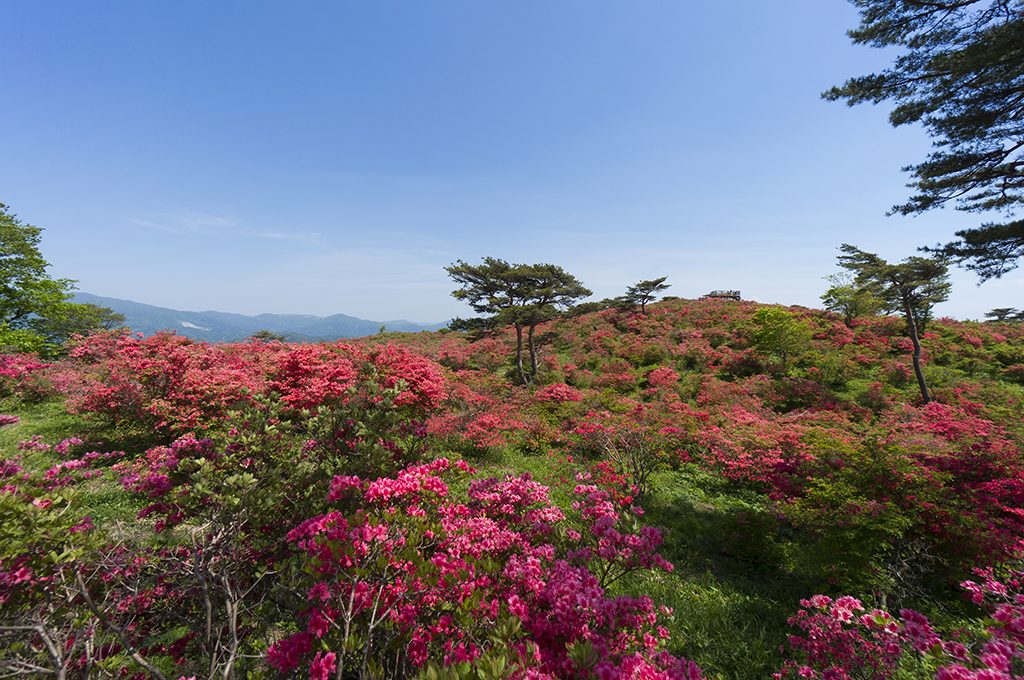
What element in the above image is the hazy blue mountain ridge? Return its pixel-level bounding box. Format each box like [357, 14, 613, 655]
[73, 293, 448, 342]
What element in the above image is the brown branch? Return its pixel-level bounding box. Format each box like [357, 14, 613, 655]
[74, 571, 169, 680]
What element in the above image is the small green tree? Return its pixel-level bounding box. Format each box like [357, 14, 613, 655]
[821, 272, 883, 327]
[446, 259, 590, 384]
[837, 244, 951, 404]
[249, 329, 287, 342]
[750, 307, 813, 374]
[985, 307, 1019, 322]
[29, 301, 125, 345]
[621, 277, 670, 315]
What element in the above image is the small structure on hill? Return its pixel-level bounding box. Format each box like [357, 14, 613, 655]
[701, 290, 741, 301]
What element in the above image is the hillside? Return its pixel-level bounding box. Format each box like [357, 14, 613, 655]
[74, 292, 449, 341]
[2, 297, 1023, 678]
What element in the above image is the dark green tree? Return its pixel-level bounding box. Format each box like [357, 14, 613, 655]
[29, 302, 125, 345]
[447, 316, 495, 333]
[837, 244, 952, 403]
[249, 329, 288, 342]
[827, 1, 1024, 279]
[445, 258, 590, 384]
[621, 277, 670, 315]
[565, 300, 615, 318]
[985, 307, 1019, 322]
[518, 263, 592, 380]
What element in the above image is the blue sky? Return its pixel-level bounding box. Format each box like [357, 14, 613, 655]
[3, 0, 1021, 321]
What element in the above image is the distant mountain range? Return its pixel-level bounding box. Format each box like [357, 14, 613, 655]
[73, 293, 449, 343]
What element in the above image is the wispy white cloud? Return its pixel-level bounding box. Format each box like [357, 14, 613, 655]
[131, 211, 319, 243]
[249, 230, 321, 242]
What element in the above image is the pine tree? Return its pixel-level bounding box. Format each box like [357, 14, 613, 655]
[827, 1, 1024, 279]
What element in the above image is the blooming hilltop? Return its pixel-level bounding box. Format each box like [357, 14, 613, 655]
[1, 297, 1023, 678]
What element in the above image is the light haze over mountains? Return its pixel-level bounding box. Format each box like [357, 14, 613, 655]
[74, 293, 447, 343]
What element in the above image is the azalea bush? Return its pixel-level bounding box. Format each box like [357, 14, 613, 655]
[778, 565, 1024, 679]
[273, 460, 700, 679]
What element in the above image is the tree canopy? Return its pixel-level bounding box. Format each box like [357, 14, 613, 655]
[446, 258, 591, 383]
[0, 203, 74, 329]
[0, 202, 123, 354]
[985, 307, 1023, 321]
[750, 307, 813, 374]
[836, 244, 951, 403]
[821, 272, 884, 327]
[826, 0, 1024, 279]
[620, 277, 670, 315]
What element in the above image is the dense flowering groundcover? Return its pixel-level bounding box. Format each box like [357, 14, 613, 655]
[2, 298, 1024, 678]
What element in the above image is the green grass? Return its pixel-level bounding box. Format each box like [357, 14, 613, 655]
[628, 467, 806, 679]
[457, 443, 806, 678]
[0, 397, 145, 525]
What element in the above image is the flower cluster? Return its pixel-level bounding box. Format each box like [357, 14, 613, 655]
[779, 569, 1024, 679]
[270, 460, 698, 678]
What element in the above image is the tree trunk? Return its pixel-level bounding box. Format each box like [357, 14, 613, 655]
[527, 323, 539, 383]
[514, 323, 525, 385]
[902, 297, 931, 404]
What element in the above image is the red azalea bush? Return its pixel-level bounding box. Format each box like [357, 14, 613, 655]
[58, 333, 446, 436]
[272, 459, 701, 679]
[0, 352, 53, 400]
[535, 382, 583, 403]
[778, 566, 1024, 679]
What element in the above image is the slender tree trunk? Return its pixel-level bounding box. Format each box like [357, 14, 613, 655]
[640, 300, 647, 315]
[902, 297, 931, 404]
[527, 323, 539, 383]
[514, 323, 525, 385]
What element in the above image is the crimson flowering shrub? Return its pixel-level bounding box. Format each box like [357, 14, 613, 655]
[0, 352, 52, 401]
[570, 408, 676, 502]
[269, 343, 359, 409]
[695, 405, 818, 489]
[59, 333, 446, 438]
[646, 367, 681, 389]
[0, 439, 202, 677]
[534, 382, 583, 403]
[877, 403, 1024, 565]
[778, 565, 1024, 679]
[64, 331, 266, 432]
[1, 464, 101, 675]
[0, 345, 452, 677]
[273, 459, 700, 679]
[429, 403, 529, 451]
[777, 595, 905, 679]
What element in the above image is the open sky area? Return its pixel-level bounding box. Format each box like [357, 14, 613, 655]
[3, 0, 1022, 322]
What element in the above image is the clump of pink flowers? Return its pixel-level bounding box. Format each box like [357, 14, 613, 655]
[778, 567, 1024, 679]
[269, 459, 701, 678]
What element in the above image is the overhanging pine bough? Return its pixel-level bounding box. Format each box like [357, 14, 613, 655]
[827, 0, 1024, 279]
